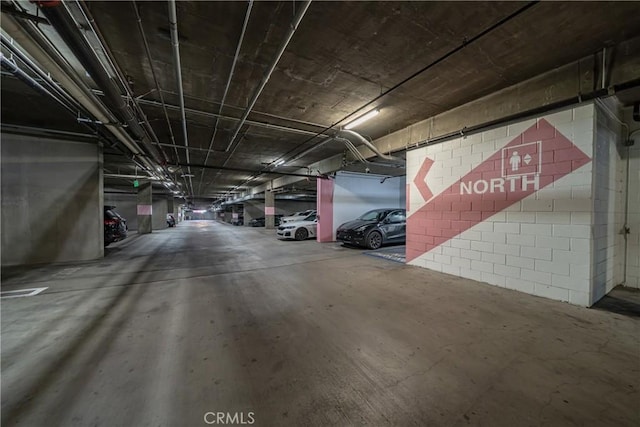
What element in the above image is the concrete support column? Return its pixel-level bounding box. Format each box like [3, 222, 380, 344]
[265, 190, 275, 229]
[167, 197, 174, 217]
[317, 178, 334, 242]
[1, 133, 103, 265]
[137, 181, 152, 234]
[167, 196, 175, 225]
[231, 205, 239, 225]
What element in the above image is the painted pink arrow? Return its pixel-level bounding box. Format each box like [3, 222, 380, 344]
[413, 157, 434, 201]
[406, 118, 591, 263]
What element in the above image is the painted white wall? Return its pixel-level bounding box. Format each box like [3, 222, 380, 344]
[592, 100, 627, 300]
[623, 106, 640, 288]
[332, 172, 405, 240]
[406, 104, 596, 306]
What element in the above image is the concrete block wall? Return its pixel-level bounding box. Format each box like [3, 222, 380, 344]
[1, 134, 103, 266]
[406, 105, 597, 306]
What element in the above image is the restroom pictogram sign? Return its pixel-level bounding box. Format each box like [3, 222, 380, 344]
[406, 119, 591, 263]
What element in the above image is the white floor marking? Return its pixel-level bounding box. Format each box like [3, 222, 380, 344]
[1, 287, 48, 299]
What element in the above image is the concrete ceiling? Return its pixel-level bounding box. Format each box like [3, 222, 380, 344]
[2, 1, 640, 203]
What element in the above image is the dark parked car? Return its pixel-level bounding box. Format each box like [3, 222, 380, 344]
[104, 205, 127, 246]
[231, 215, 244, 226]
[336, 208, 406, 249]
[167, 214, 176, 227]
[249, 215, 283, 227]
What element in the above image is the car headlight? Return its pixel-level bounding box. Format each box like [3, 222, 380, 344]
[354, 225, 369, 233]
[283, 225, 296, 229]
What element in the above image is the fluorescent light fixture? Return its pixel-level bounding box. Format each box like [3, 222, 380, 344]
[344, 109, 379, 130]
[193, 209, 206, 213]
[274, 159, 285, 167]
[181, 173, 195, 177]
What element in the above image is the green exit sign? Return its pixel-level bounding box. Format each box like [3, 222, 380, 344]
[133, 180, 139, 188]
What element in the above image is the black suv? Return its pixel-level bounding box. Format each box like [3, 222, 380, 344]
[336, 208, 406, 249]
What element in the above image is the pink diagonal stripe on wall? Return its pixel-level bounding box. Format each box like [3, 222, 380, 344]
[406, 119, 591, 263]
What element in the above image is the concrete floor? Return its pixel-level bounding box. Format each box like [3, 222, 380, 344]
[1, 220, 638, 426]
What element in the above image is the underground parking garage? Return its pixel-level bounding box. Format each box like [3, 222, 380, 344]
[1, 1, 640, 426]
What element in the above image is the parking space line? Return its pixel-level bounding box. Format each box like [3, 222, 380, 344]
[1, 287, 48, 299]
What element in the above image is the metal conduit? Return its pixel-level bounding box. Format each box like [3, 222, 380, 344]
[224, 0, 312, 152]
[134, 98, 329, 137]
[1, 37, 78, 112]
[0, 52, 73, 113]
[37, 2, 166, 169]
[278, 1, 539, 169]
[0, 52, 155, 173]
[168, 0, 194, 196]
[204, 0, 253, 162]
[199, 0, 254, 195]
[1, 13, 161, 175]
[76, 0, 171, 167]
[338, 129, 404, 164]
[132, 0, 184, 186]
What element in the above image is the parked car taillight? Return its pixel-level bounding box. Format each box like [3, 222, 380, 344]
[104, 219, 118, 226]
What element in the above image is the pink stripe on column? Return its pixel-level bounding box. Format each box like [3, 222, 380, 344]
[137, 205, 152, 215]
[316, 178, 334, 242]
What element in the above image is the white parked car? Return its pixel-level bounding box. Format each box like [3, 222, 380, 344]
[276, 213, 317, 240]
[280, 209, 316, 224]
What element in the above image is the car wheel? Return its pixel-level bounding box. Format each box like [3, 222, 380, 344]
[294, 227, 308, 241]
[366, 231, 382, 249]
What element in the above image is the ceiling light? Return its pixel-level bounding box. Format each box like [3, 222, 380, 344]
[344, 109, 379, 130]
[274, 159, 285, 167]
[181, 173, 195, 177]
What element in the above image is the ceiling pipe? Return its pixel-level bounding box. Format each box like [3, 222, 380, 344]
[168, 0, 194, 196]
[335, 136, 370, 165]
[0, 53, 72, 111]
[1, 34, 85, 116]
[0, 15, 120, 128]
[104, 174, 162, 180]
[338, 130, 404, 164]
[202, 0, 253, 168]
[224, 0, 312, 152]
[134, 98, 330, 137]
[0, 54, 156, 173]
[1, 13, 160, 177]
[276, 1, 539, 169]
[178, 163, 316, 179]
[198, 0, 253, 196]
[132, 0, 185, 187]
[35, 2, 166, 169]
[76, 0, 171, 166]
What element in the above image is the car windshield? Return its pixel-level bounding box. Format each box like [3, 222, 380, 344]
[303, 213, 317, 221]
[358, 210, 387, 221]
